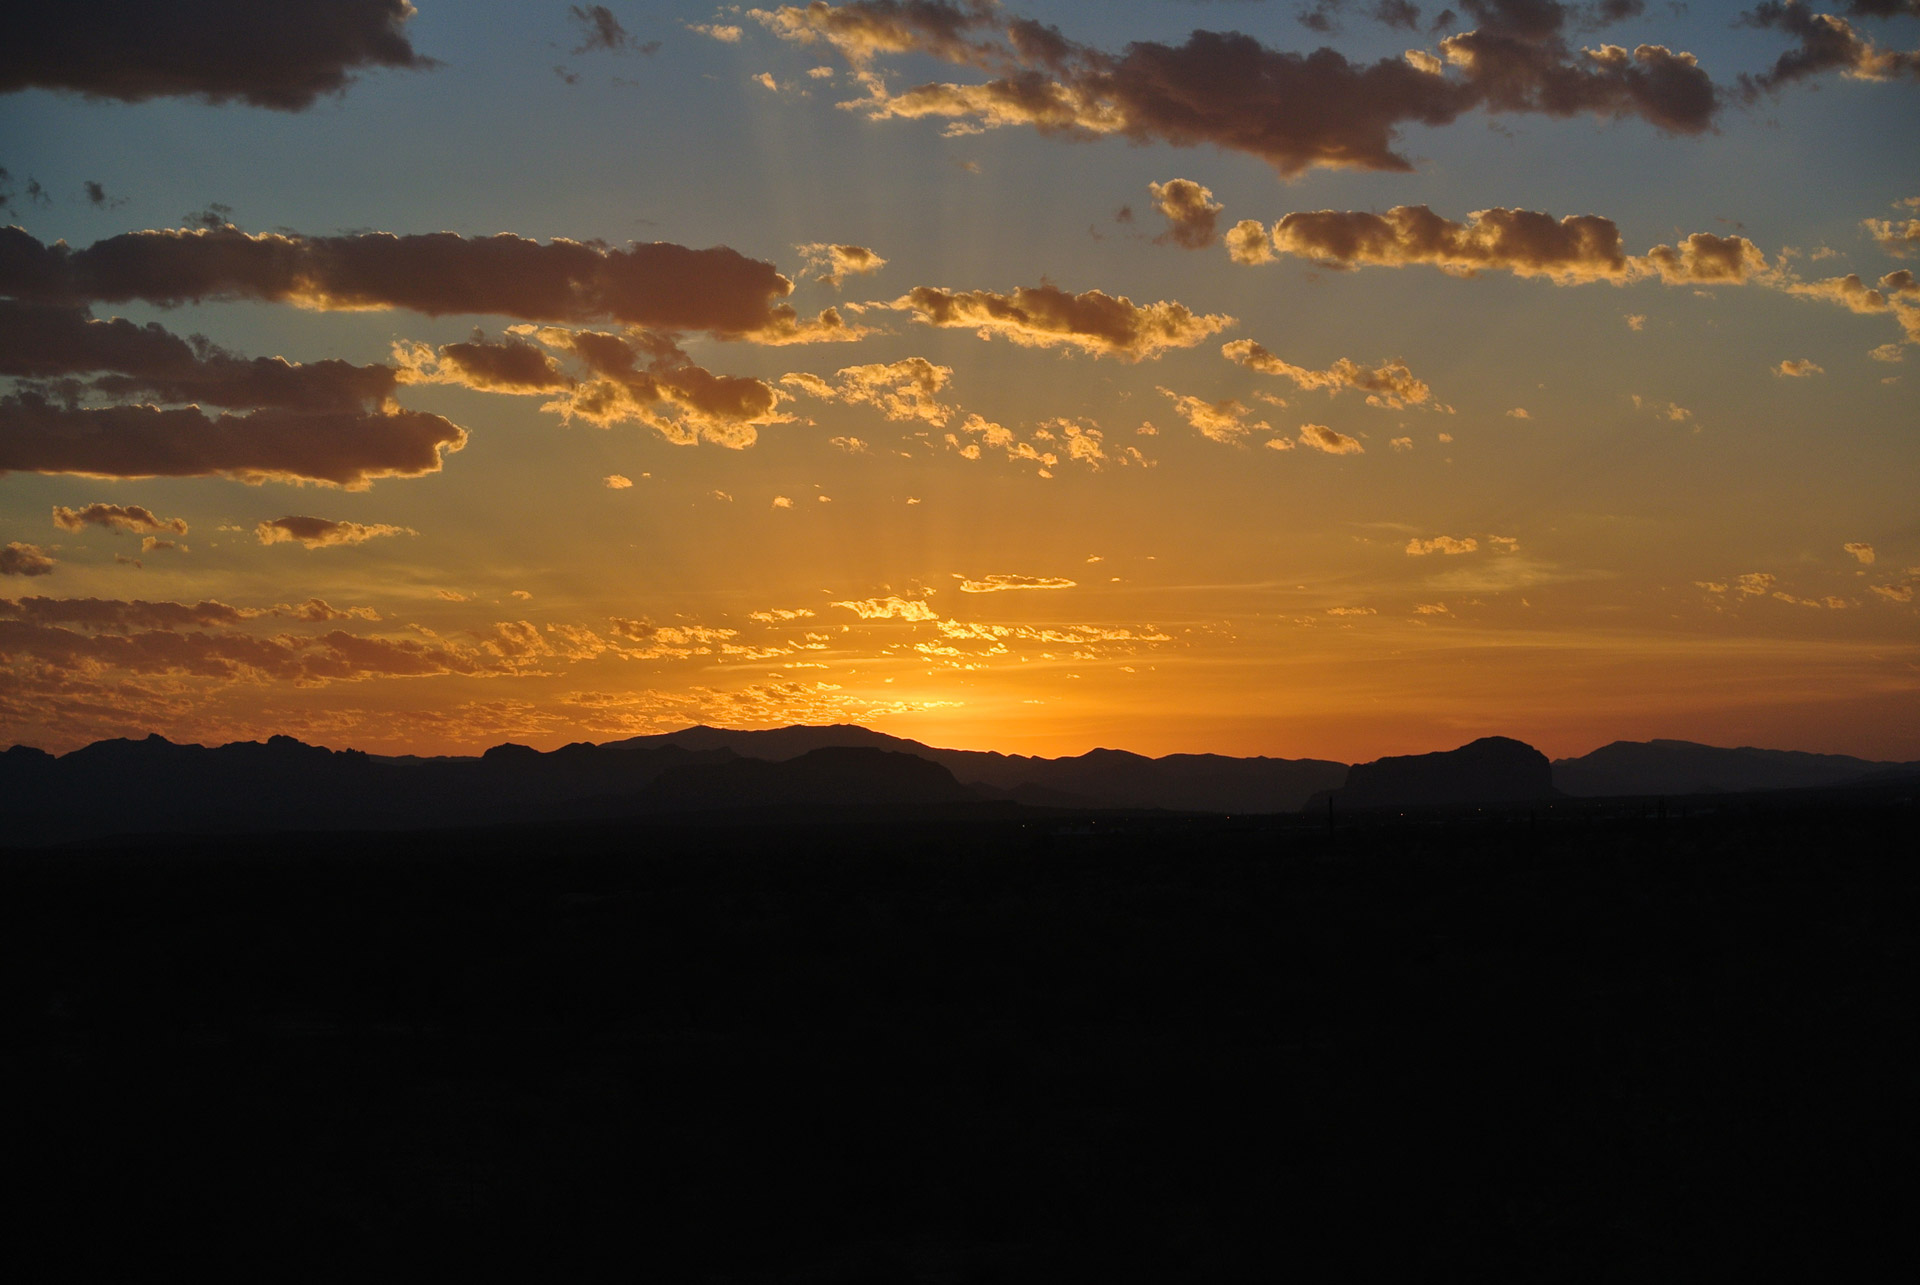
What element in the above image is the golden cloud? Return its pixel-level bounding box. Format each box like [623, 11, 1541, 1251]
[255, 516, 415, 549]
[957, 574, 1077, 593]
[52, 502, 188, 536]
[890, 282, 1232, 360]
[1222, 339, 1433, 409]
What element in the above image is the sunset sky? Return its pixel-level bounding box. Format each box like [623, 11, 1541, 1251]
[2, 0, 1917, 761]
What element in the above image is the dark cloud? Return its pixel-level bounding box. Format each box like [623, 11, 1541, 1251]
[0, 299, 400, 411]
[0, 0, 434, 110]
[570, 5, 633, 54]
[524, 328, 795, 447]
[1148, 179, 1225, 249]
[396, 331, 572, 392]
[82, 180, 127, 209]
[0, 596, 247, 630]
[1253, 204, 1771, 287]
[1267, 204, 1633, 280]
[52, 502, 188, 536]
[889, 282, 1234, 359]
[764, 1, 1718, 174]
[255, 516, 413, 548]
[1739, 2, 1920, 98]
[0, 225, 804, 338]
[0, 391, 467, 488]
[1, 543, 56, 577]
[0, 617, 506, 684]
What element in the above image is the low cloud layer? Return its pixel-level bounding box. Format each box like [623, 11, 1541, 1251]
[0, 0, 432, 110]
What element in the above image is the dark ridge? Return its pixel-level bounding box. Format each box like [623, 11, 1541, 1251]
[1552, 738, 1920, 797]
[1325, 735, 1558, 809]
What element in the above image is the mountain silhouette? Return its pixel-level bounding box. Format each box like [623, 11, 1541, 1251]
[1551, 739, 1920, 797]
[638, 746, 982, 813]
[1325, 736, 1558, 810]
[617, 724, 1347, 813]
[8, 724, 1918, 845]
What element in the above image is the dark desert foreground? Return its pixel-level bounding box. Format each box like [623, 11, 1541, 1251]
[3, 794, 1913, 1281]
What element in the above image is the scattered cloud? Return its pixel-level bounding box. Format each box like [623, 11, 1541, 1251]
[1774, 357, 1824, 377]
[0, 0, 433, 110]
[1251, 205, 1769, 288]
[604, 473, 633, 489]
[783, 357, 954, 425]
[0, 392, 467, 488]
[1223, 339, 1433, 409]
[1297, 423, 1365, 454]
[256, 516, 413, 549]
[796, 242, 888, 286]
[569, 5, 633, 55]
[1507, 407, 1531, 419]
[888, 283, 1232, 360]
[1158, 387, 1268, 444]
[526, 326, 795, 447]
[1407, 535, 1479, 555]
[1843, 542, 1876, 565]
[1225, 219, 1275, 266]
[1147, 179, 1224, 249]
[1738, 3, 1920, 100]
[830, 595, 938, 621]
[52, 502, 188, 536]
[760, 4, 1718, 175]
[957, 574, 1077, 593]
[2, 543, 56, 577]
[0, 224, 832, 341]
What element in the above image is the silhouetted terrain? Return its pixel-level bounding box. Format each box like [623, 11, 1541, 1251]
[0, 726, 1343, 844]
[1553, 738, 1920, 797]
[617, 723, 1350, 813]
[1322, 735, 1557, 809]
[3, 793, 1913, 1278]
[7, 726, 1920, 845]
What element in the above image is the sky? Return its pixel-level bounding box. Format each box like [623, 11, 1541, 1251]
[2, 0, 1917, 762]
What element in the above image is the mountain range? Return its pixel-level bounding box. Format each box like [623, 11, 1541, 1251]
[2, 724, 1915, 845]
